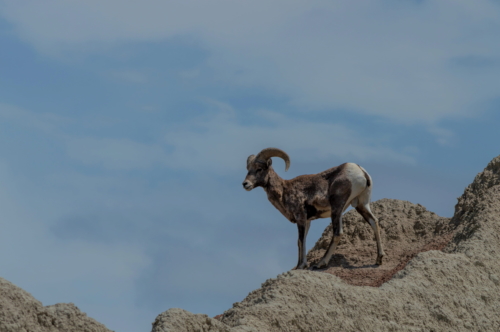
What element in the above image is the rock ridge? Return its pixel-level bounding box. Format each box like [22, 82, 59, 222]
[153, 155, 500, 332]
[0, 277, 112, 332]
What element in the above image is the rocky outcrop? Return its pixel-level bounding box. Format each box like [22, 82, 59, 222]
[307, 198, 454, 287]
[152, 309, 230, 332]
[154, 155, 500, 331]
[0, 278, 112, 332]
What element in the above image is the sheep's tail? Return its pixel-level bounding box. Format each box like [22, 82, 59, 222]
[356, 164, 371, 187]
[351, 165, 373, 208]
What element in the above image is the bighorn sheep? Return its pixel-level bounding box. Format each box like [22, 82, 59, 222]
[242, 147, 385, 270]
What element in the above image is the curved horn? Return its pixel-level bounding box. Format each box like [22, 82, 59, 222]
[255, 147, 290, 171]
[246, 154, 256, 168]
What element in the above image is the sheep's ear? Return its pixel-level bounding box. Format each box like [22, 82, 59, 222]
[247, 155, 256, 168]
[267, 158, 272, 167]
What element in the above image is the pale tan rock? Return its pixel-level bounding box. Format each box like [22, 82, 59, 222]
[153, 155, 500, 332]
[306, 197, 454, 287]
[152, 308, 230, 332]
[0, 277, 112, 332]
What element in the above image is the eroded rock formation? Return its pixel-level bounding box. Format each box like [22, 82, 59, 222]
[0, 278, 112, 332]
[154, 155, 500, 332]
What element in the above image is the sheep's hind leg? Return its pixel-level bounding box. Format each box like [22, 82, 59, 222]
[312, 189, 350, 269]
[312, 231, 341, 269]
[356, 204, 385, 265]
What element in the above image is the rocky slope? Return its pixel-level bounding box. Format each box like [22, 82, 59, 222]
[307, 198, 454, 287]
[0, 278, 112, 332]
[154, 155, 500, 332]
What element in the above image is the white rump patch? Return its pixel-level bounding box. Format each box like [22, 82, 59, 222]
[350, 197, 358, 208]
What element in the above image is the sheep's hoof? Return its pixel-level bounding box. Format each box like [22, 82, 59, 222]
[376, 255, 384, 265]
[309, 265, 324, 271]
[295, 262, 308, 270]
[310, 260, 328, 270]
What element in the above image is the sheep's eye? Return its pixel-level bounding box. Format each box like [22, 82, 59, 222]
[256, 169, 262, 173]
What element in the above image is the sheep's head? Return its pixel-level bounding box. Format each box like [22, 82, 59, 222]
[242, 147, 290, 191]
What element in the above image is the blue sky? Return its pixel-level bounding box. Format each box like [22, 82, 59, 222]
[0, 1, 499, 331]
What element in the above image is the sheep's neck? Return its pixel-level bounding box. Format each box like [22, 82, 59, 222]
[264, 169, 290, 220]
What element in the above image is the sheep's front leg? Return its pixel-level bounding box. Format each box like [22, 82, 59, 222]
[295, 219, 311, 270]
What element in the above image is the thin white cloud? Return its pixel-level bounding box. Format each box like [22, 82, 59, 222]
[428, 126, 455, 146]
[66, 137, 168, 170]
[163, 102, 415, 173]
[0, 0, 305, 48]
[2, 1, 500, 125]
[61, 103, 414, 173]
[0, 100, 412, 173]
[107, 70, 148, 84]
[0, 103, 70, 133]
